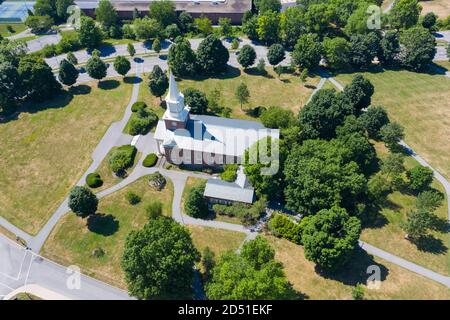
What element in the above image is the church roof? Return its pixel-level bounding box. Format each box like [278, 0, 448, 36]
[154, 114, 279, 158]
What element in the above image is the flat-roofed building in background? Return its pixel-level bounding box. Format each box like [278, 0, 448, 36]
[75, 0, 252, 24]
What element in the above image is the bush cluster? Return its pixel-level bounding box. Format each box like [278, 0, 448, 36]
[213, 198, 266, 226]
[220, 164, 239, 182]
[268, 213, 304, 245]
[108, 145, 137, 175]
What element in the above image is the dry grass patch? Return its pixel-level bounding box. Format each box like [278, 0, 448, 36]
[40, 174, 174, 288]
[335, 68, 450, 180]
[187, 225, 246, 257]
[420, 0, 450, 18]
[360, 142, 450, 275]
[0, 79, 133, 235]
[266, 235, 450, 300]
[138, 67, 319, 120]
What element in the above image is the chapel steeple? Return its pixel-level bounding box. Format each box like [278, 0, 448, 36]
[162, 71, 190, 130]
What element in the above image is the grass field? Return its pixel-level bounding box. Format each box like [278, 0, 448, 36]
[0, 79, 133, 235]
[335, 67, 450, 180]
[420, 0, 450, 18]
[41, 175, 174, 288]
[187, 225, 246, 257]
[138, 67, 320, 120]
[361, 142, 450, 275]
[89, 148, 142, 192]
[266, 235, 450, 300]
[0, 23, 26, 37]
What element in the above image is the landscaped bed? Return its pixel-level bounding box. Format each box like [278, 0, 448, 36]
[40, 174, 174, 288]
[0, 79, 134, 235]
[89, 146, 141, 192]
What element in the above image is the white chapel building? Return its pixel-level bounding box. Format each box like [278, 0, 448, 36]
[154, 72, 279, 167]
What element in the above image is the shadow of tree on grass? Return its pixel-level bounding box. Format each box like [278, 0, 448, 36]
[315, 248, 389, 287]
[87, 213, 119, 236]
[98, 79, 120, 90]
[412, 235, 448, 255]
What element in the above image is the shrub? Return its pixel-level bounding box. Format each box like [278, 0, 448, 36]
[131, 101, 147, 112]
[268, 213, 303, 244]
[143, 153, 158, 167]
[108, 145, 137, 175]
[220, 164, 238, 182]
[352, 284, 365, 300]
[86, 172, 103, 188]
[125, 191, 141, 205]
[407, 165, 434, 192]
[92, 247, 105, 258]
[146, 201, 163, 219]
[148, 171, 166, 190]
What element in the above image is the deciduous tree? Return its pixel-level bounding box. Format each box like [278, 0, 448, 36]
[122, 217, 200, 299]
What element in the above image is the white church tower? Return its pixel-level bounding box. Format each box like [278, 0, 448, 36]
[162, 72, 190, 130]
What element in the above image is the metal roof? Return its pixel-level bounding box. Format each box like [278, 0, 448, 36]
[204, 177, 254, 204]
[154, 115, 279, 158]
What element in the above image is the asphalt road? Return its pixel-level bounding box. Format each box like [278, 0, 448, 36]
[0, 235, 132, 300]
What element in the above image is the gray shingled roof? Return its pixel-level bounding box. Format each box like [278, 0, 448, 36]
[204, 178, 254, 204]
[154, 115, 279, 158]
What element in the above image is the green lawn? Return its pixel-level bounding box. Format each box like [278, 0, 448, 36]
[41, 175, 174, 288]
[360, 142, 450, 275]
[138, 67, 320, 120]
[267, 235, 450, 300]
[335, 67, 450, 180]
[0, 23, 27, 37]
[0, 79, 133, 235]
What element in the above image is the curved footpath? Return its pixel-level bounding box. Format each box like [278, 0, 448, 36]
[1, 54, 450, 299]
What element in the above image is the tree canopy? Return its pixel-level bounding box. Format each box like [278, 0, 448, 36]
[122, 217, 200, 299]
[284, 139, 366, 214]
[167, 38, 197, 77]
[68, 186, 98, 217]
[148, 65, 168, 99]
[302, 206, 361, 270]
[205, 236, 295, 299]
[196, 35, 229, 74]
